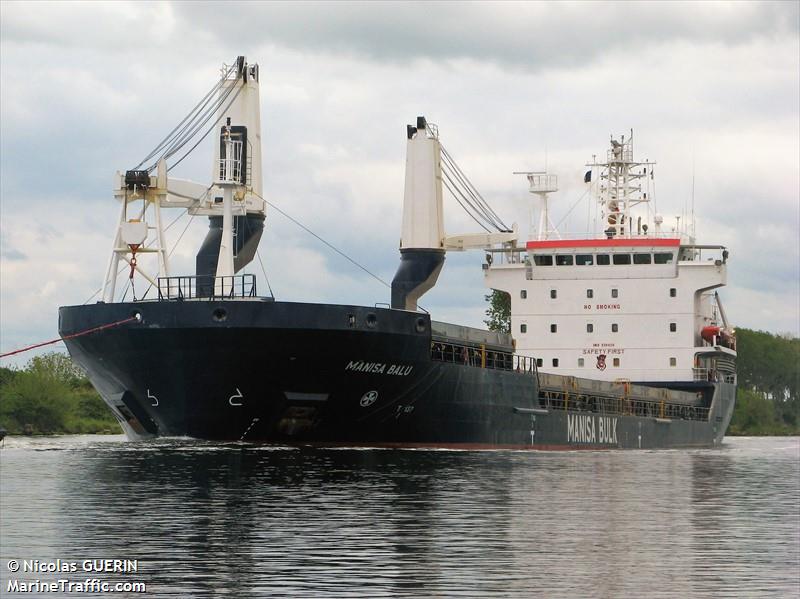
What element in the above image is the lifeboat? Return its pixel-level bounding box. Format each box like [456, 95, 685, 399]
[701, 326, 736, 348]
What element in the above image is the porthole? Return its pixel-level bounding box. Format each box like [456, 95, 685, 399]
[212, 308, 228, 322]
[415, 317, 427, 333]
[366, 313, 378, 328]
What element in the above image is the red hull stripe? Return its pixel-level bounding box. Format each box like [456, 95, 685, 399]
[526, 238, 681, 250]
[265, 441, 619, 451]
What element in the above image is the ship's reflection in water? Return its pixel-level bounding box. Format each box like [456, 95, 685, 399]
[1, 436, 797, 598]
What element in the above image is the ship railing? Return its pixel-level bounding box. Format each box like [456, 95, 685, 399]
[678, 245, 728, 264]
[693, 367, 736, 385]
[430, 340, 538, 374]
[539, 389, 710, 422]
[157, 274, 257, 300]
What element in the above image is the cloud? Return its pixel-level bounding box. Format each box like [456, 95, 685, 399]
[0, 1, 178, 51]
[172, 1, 799, 70]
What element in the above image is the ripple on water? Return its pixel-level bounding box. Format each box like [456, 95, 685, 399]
[0, 436, 798, 598]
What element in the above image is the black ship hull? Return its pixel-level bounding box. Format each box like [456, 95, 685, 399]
[59, 300, 735, 449]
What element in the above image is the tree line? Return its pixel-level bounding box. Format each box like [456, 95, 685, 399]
[0, 353, 121, 434]
[728, 328, 799, 435]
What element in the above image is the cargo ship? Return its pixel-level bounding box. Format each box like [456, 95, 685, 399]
[58, 57, 736, 448]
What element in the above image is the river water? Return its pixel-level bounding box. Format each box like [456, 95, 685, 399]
[0, 436, 798, 598]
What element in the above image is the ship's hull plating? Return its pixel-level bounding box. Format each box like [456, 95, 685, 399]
[59, 300, 735, 448]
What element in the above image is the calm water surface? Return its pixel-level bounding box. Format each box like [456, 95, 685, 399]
[1, 436, 798, 598]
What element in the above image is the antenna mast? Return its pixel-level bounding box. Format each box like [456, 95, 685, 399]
[514, 171, 560, 240]
[585, 130, 655, 238]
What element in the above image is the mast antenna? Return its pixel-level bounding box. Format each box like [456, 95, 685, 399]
[514, 170, 560, 240]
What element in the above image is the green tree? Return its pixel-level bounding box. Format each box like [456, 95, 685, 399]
[0, 351, 121, 435]
[0, 370, 70, 433]
[26, 352, 87, 388]
[733, 328, 799, 434]
[0, 366, 19, 388]
[484, 289, 510, 334]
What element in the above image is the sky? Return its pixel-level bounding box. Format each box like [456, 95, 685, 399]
[1, 0, 798, 367]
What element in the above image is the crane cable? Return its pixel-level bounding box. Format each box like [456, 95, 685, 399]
[134, 59, 242, 173]
[133, 64, 233, 170]
[251, 191, 391, 289]
[438, 144, 510, 232]
[440, 148, 503, 228]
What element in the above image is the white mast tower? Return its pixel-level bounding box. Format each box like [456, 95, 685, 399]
[514, 171, 560, 240]
[586, 130, 656, 239]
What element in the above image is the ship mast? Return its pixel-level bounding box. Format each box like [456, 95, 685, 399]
[214, 117, 240, 295]
[586, 131, 655, 238]
[514, 171, 560, 240]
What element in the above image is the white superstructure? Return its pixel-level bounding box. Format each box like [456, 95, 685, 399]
[485, 133, 735, 383]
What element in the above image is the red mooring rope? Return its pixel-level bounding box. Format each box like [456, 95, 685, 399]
[0, 316, 139, 359]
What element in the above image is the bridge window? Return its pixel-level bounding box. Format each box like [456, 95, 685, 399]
[586, 323, 594, 333]
[670, 322, 677, 332]
[586, 289, 594, 298]
[550, 289, 557, 299]
[555, 255, 573, 266]
[552, 358, 559, 367]
[654, 252, 674, 264]
[536, 358, 543, 367]
[578, 358, 585, 367]
[550, 324, 557, 333]
[520, 324, 527, 333]
[613, 358, 620, 367]
[613, 254, 632, 265]
[633, 253, 652, 264]
[597, 254, 611, 265]
[611, 288, 619, 298]
[520, 290, 527, 299]
[534, 255, 553, 266]
[612, 323, 619, 333]
[670, 288, 677, 297]
[576, 254, 593, 265]
[670, 357, 677, 367]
